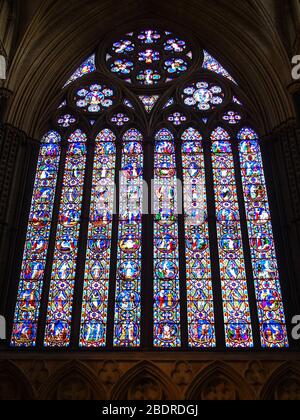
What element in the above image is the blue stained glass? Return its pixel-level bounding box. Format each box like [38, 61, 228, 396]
[154, 128, 181, 348]
[44, 130, 87, 347]
[138, 30, 161, 44]
[181, 128, 216, 348]
[164, 38, 186, 53]
[111, 59, 134, 75]
[202, 50, 237, 85]
[182, 81, 225, 112]
[64, 55, 96, 87]
[211, 127, 254, 348]
[75, 84, 115, 113]
[11, 131, 62, 347]
[164, 58, 188, 75]
[12, 28, 290, 353]
[138, 50, 160, 64]
[113, 129, 143, 347]
[80, 129, 116, 347]
[139, 95, 160, 112]
[238, 127, 288, 348]
[108, 29, 192, 86]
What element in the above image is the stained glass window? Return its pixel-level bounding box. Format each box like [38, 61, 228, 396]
[202, 50, 236, 84]
[113, 129, 144, 347]
[124, 98, 134, 109]
[139, 95, 160, 113]
[182, 128, 216, 348]
[44, 130, 87, 347]
[182, 82, 225, 111]
[211, 127, 253, 348]
[167, 112, 188, 126]
[106, 29, 193, 85]
[75, 84, 115, 113]
[11, 131, 62, 347]
[64, 55, 96, 87]
[11, 26, 289, 351]
[153, 129, 181, 348]
[80, 129, 116, 347]
[163, 98, 175, 109]
[238, 128, 288, 348]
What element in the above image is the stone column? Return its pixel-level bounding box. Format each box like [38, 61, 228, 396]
[263, 126, 300, 339]
[0, 123, 36, 316]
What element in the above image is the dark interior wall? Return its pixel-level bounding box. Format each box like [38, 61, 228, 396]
[294, 91, 300, 123]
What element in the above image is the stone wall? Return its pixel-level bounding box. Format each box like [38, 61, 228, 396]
[0, 356, 299, 400]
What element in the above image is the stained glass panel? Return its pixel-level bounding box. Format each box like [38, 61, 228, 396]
[44, 130, 87, 347]
[202, 50, 237, 85]
[238, 128, 288, 348]
[64, 55, 96, 87]
[57, 114, 77, 128]
[75, 84, 115, 113]
[12, 27, 290, 352]
[124, 99, 134, 109]
[139, 95, 160, 113]
[11, 131, 62, 347]
[163, 98, 175, 109]
[80, 129, 116, 347]
[182, 128, 216, 348]
[211, 127, 254, 348]
[107, 29, 193, 85]
[154, 129, 181, 348]
[222, 111, 242, 125]
[168, 112, 187, 126]
[110, 113, 130, 126]
[182, 82, 225, 112]
[113, 129, 144, 347]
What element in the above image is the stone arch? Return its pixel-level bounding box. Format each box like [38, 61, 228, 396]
[111, 360, 179, 400]
[260, 362, 300, 400]
[38, 360, 107, 400]
[185, 361, 255, 400]
[0, 360, 34, 400]
[0, 0, 19, 60]
[2, 0, 296, 137]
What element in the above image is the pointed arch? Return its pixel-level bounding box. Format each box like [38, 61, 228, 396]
[111, 361, 179, 400]
[79, 128, 117, 348]
[44, 129, 88, 347]
[4, 2, 296, 136]
[113, 127, 144, 348]
[153, 127, 181, 348]
[202, 50, 237, 85]
[260, 362, 300, 400]
[9, 18, 290, 353]
[181, 126, 216, 348]
[211, 127, 254, 348]
[185, 361, 255, 400]
[39, 360, 107, 400]
[0, 361, 35, 400]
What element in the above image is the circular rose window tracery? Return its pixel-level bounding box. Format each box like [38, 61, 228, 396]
[106, 29, 194, 87]
[181, 81, 225, 112]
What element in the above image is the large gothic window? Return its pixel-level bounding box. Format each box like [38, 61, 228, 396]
[10, 27, 289, 350]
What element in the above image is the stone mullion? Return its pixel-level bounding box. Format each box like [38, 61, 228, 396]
[269, 127, 300, 333]
[282, 129, 300, 220]
[0, 124, 34, 321]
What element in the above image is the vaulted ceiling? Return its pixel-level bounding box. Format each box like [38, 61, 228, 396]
[0, 0, 299, 136]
